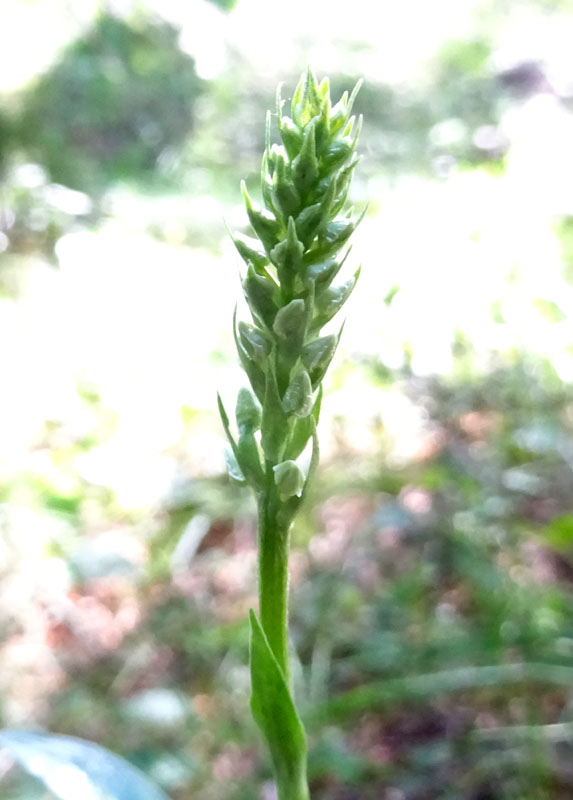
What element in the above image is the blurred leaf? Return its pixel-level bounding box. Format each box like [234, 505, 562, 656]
[532, 298, 566, 322]
[545, 514, 573, 551]
[0, 730, 169, 800]
[19, 13, 203, 192]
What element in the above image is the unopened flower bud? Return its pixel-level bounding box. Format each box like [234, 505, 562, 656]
[314, 270, 359, 328]
[243, 265, 278, 329]
[236, 387, 262, 433]
[283, 369, 313, 418]
[302, 334, 338, 387]
[241, 181, 281, 253]
[278, 116, 303, 161]
[294, 202, 323, 248]
[232, 233, 269, 272]
[270, 217, 304, 286]
[238, 322, 270, 367]
[323, 139, 353, 172]
[273, 460, 305, 500]
[292, 120, 319, 197]
[272, 299, 306, 342]
[272, 153, 301, 220]
[224, 446, 246, 485]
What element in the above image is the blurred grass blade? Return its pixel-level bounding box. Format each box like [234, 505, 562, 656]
[249, 610, 309, 800]
[0, 730, 169, 800]
[311, 662, 573, 723]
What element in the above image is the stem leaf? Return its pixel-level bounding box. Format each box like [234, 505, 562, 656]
[249, 610, 309, 799]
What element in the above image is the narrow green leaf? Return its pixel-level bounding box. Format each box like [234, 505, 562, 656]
[270, 216, 304, 293]
[249, 611, 308, 798]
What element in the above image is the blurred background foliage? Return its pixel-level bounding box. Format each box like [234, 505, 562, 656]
[3, 0, 573, 798]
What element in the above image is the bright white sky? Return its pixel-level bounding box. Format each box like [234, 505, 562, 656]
[3, 0, 572, 90]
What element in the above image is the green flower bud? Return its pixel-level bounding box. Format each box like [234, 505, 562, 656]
[237, 430, 264, 487]
[236, 387, 262, 433]
[291, 68, 321, 128]
[302, 334, 338, 387]
[311, 270, 359, 331]
[297, 175, 338, 248]
[224, 445, 246, 484]
[234, 314, 266, 402]
[238, 321, 271, 367]
[312, 218, 356, 260]
[243, 265, 278, 329]
[292, 120, 319, 197]
[270, 217, 304, 280]
[278, 116, 303, 161]
[329, 91, 349, 132]
[294, 202, 323, 248]
[330, 78, 362, 134]
[232, 233, 269, 272]
[323, 139, 353, 172]
[305, 251, 348, 289]
[271, 152, 301, 220]
[241, 181, 281, 253]
[272, 299, 306, 342]
[273, 460, 305, 500]
[283, 369, 313, 418]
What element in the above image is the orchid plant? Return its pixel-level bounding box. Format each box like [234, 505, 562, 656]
[219, 68, 363, 800]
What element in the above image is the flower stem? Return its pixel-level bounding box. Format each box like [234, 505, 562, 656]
[257, 471, 311, 800]
[257, 472, 291, 685]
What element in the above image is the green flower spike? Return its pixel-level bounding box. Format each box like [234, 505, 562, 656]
[219, 68, 363, 800]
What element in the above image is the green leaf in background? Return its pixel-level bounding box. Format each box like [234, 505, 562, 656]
[544, 514, 573, 551]
[249, 611, 309, 800]
[0, 730, 169, 800]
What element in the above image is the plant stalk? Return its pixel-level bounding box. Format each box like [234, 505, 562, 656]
[257, 484, 291, 684]
[257, 471, 310, 800]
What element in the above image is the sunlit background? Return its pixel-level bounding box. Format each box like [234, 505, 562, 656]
[3, 0, 573, 798]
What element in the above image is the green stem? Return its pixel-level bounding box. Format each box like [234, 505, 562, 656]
[257, 477, 291, 684]
[257, 474, 310, 800]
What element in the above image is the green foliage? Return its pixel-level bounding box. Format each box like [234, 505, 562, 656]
[249, 611, 309, 800]
[18, 12, 202, 192]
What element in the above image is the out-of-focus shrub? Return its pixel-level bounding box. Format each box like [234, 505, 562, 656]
[17, 12, 203, 193]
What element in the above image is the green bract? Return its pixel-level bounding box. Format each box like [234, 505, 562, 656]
[219, 68, 363, 800]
